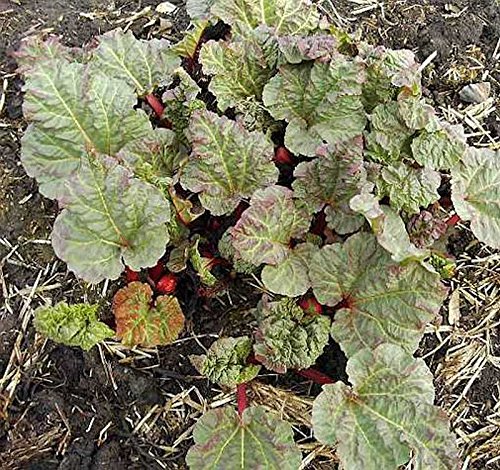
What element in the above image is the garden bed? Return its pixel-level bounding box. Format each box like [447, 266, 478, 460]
[0, 1, 499, 468]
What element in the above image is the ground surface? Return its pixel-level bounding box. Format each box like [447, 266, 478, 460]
[0, 0, 499, 469]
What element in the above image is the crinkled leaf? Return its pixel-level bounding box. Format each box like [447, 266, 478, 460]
[190, 336, 260, 387]
[189, 238, 218, 286]
[34, 302, 113, 351]
[309, 233, 447, 356]
[293, 140, 366, 228]
[200, 31, 278, 112]
[377, 162, 441, 214]
[412, 123, 467, 170]
[20, 57, 151, 199]
[398, 95, 436, 130]
[278, 34, 339, 64]
[211, 0, 320, 38]
[186, 405, 302, 469]
[181, 110, 278, 215]
[52, 161, 170, 283]
[162, 68, 205, 160]
[113, 282, 184, 347]
[325, 203, 365, 235]
[254, 297, 330, 373]
[218, 229, 257, 274]
[90, 29, 180, 96]
[350, 191, 427, 261]
[261, 243, 318, 297]
[231, 185, 310, 265]
[15, 35, 76, 71]
[360, 44, 420, 111]
[312, 344, 458, 470]
[263, 60, 366, 156]
[451, 147, 500, 248]
[172, 20, 209, 58]
[408, 210, 449, 249]
[366, 101, 413, 163]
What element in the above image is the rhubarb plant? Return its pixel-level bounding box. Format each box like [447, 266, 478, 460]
[20, 0, 500, 467]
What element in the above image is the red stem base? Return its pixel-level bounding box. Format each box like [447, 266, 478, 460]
[237, 383, 247, 416]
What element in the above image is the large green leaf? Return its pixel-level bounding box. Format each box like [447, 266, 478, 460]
[20, 57, 151, 199]
[181, 110, 278, 215]
[263, 60, 366, 156]
[91, 28, 180, 96]
[200, 31, 278, 112]
[263, 56, 366, 156]
[231, 185, 311, 265]
[293, 140, 366, 231]
[312, 344, 458, 470]
[451, 147, 500, 248]
[113, 282, 185, 347]
[254, 297, 330, 373]
[261, 243, 317, 297]
[309, 233, 447, 356]
[186, 405, 302, 469]
[411, 123, 467, 170]
[52, 161, 170, 283]
[190, 336, 260, 387]
[34, 302, 114, 351]
[376, 162, 441, 214]
[211, 0, 320, 38]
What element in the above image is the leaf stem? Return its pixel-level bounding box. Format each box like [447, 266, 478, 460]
[237, 383, 247, 416]
[446, 214, 461, 226]
[145, 94, 165, 118]
[295, 368, 335, 385]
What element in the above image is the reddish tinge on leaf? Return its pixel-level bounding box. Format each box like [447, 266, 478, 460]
[113, 281, 184, 347]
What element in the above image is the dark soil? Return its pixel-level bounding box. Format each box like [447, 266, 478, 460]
[0, 0, 499, 469]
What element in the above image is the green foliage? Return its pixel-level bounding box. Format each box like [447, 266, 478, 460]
[34, 302, 113, 351]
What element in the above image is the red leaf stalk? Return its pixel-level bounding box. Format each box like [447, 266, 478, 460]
[145, 94, 165, 118]
[295, 368, 335, 385]
[237, 383, 248, 416]
[446, 214, 461, 226]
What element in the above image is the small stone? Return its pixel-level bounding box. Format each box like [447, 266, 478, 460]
[459, 82, 491, 104]
[155, 2, 177, 14]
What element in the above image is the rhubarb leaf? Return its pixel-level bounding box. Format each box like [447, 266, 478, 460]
[312, 344, 458, 470]
[181, 110, 278, 215]
[366, 101, 413, 163]
[186, 406, 302, 469]
[411, 123, 467, 170]
[113, 282, 184, 347]
[398, 95, 436, 130]
[200, 31, 278, 112]
[263, 60, 366, 156]
[231, 185, 310, 265]
[376, 162, 441, 214]
[293, 140, 367, 229]
[211, 0, 320, 38]
[350, 191, 427, 261]
[254, 297, 330, 373]
[451, 147, 500, 248]
[20, 56, 151, 199]
[189, 238, 218, 286]
[34, 302, 114, 351]
[309, 233, 447, 356]
[218, 229, 257, 274]
[278, 34, 339, 64]
[173, 20, 209, 59]
[190, 336, 260, 387]
[261, 243, 317, 297]
[91, 29, 180, 96]
[52, 161, 170, 283]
